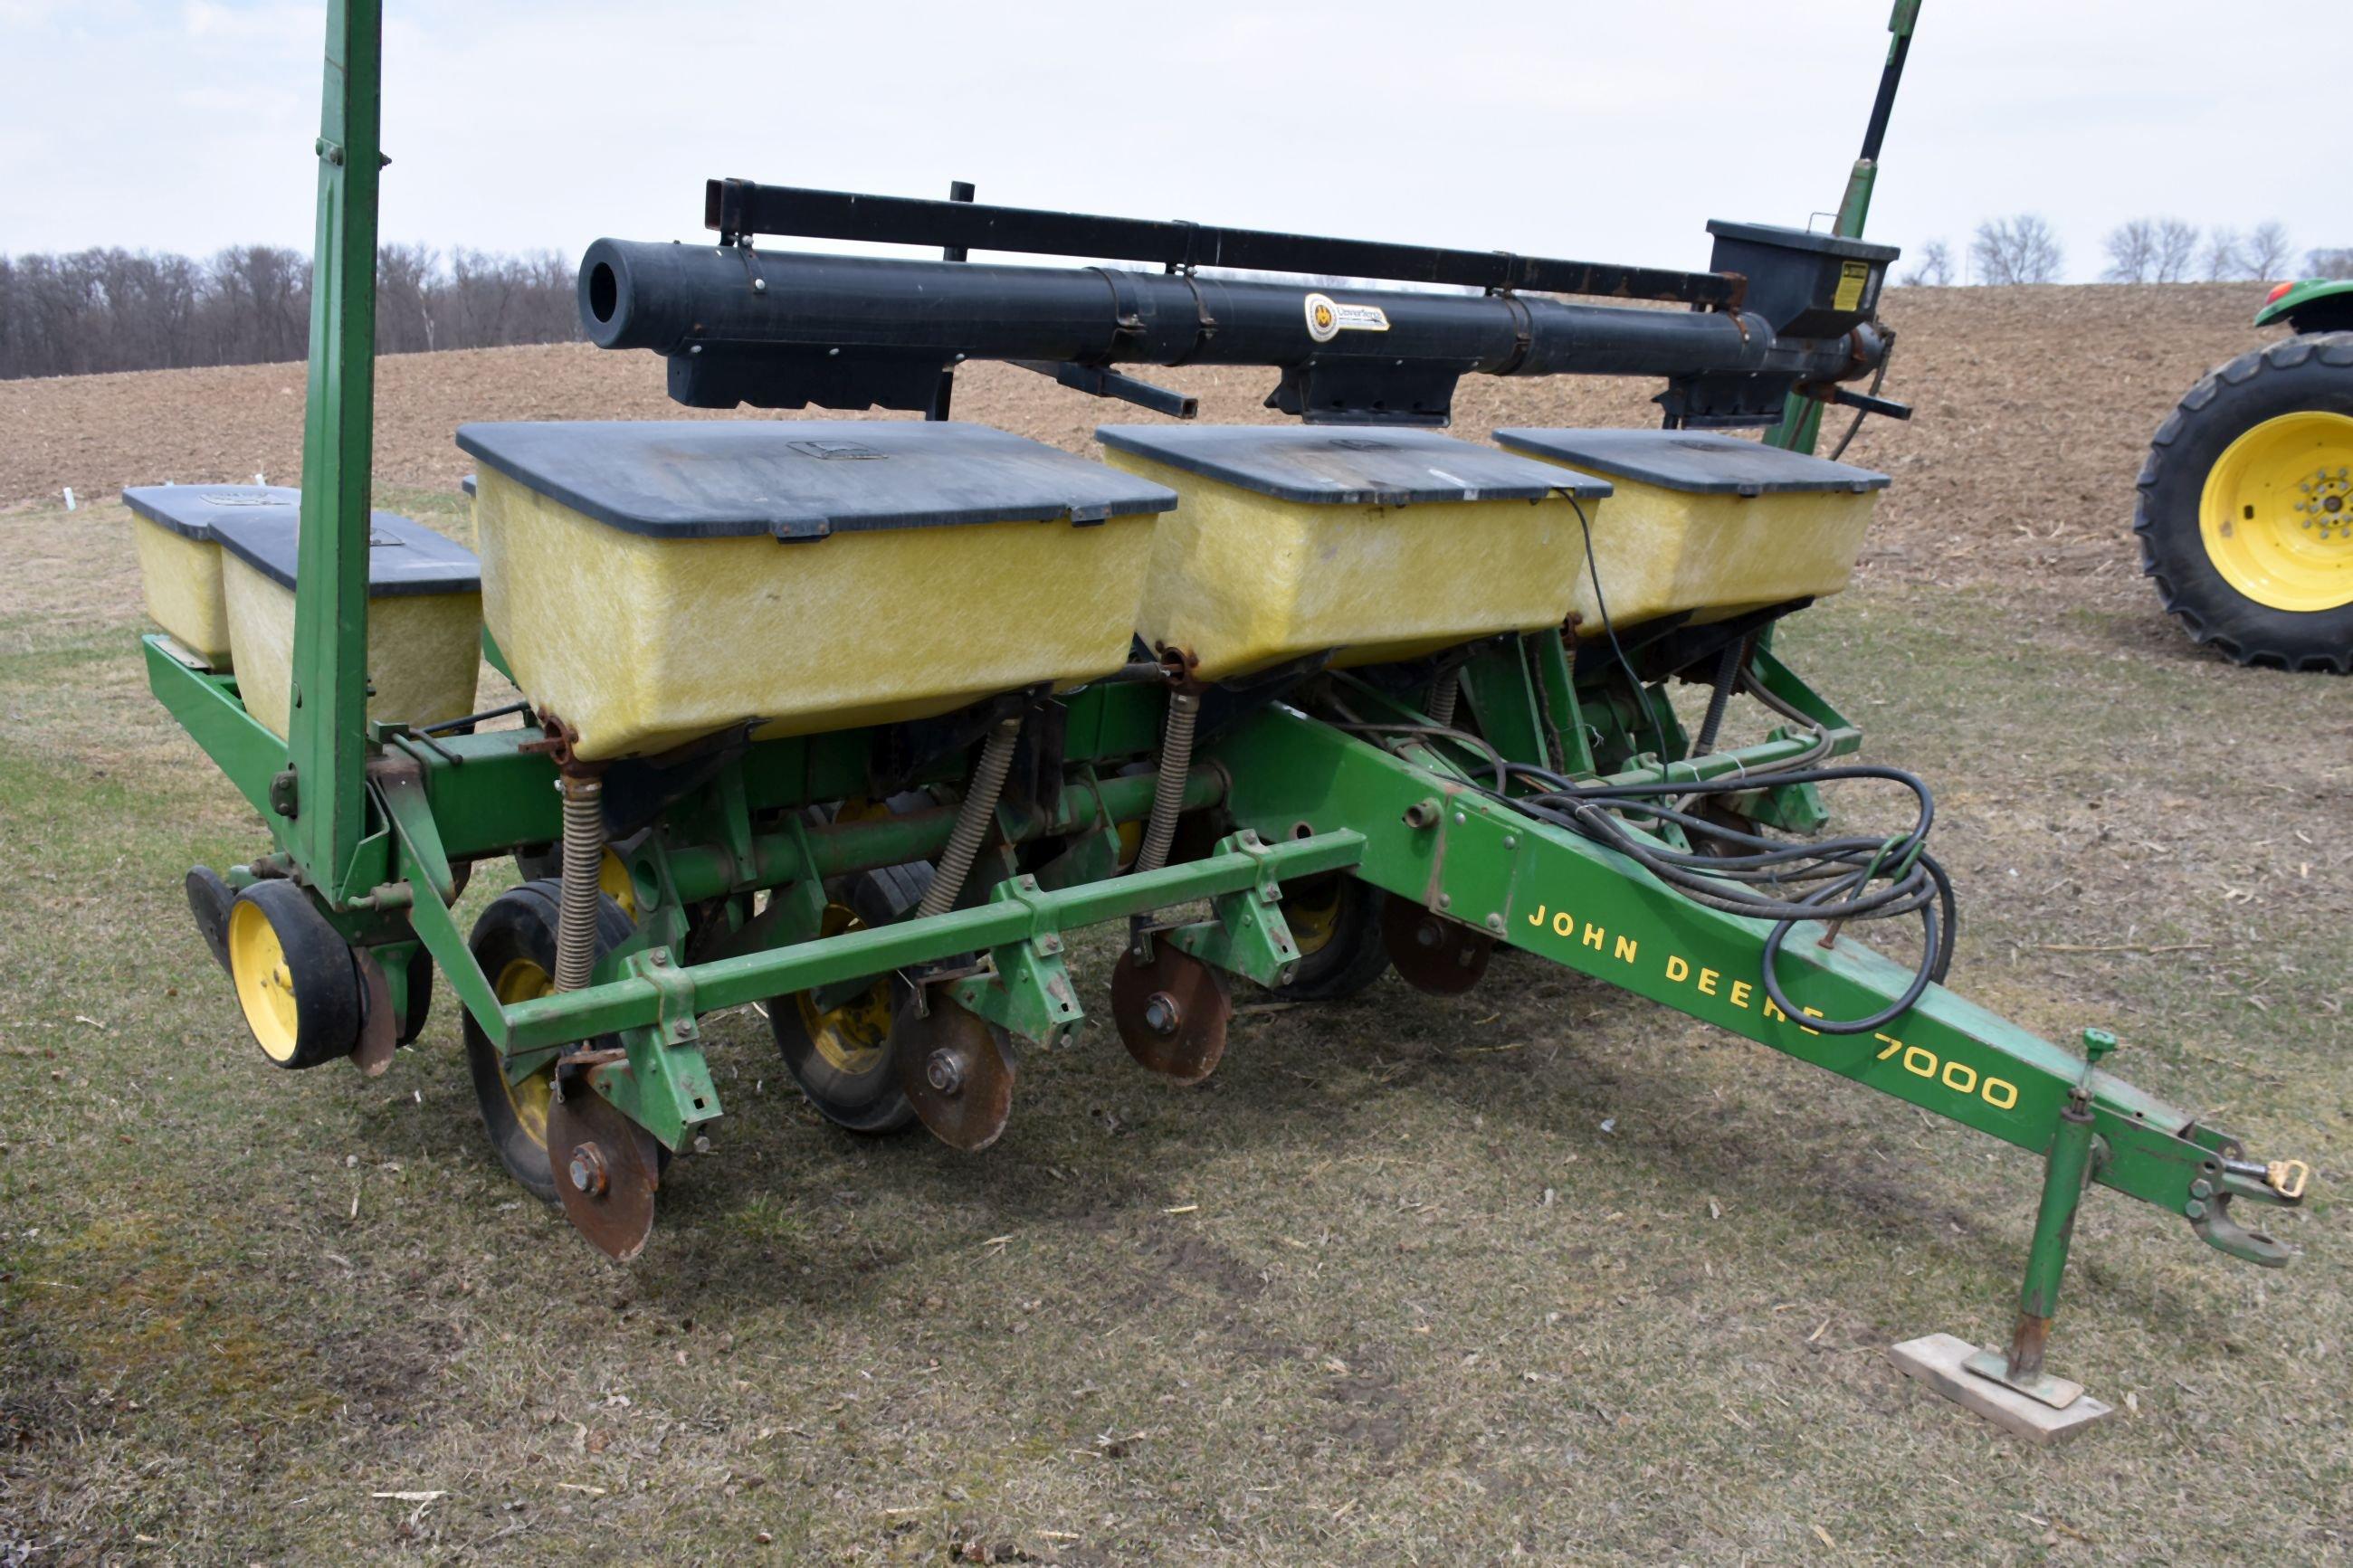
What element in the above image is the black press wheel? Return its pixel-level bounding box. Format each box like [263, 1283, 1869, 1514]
[2136, 332, 2353, 671]
[1273, 873, 1391, 1001]
[768, 864, 932, 1135]
[462, 878, 636, 1204]
[225, 879, 364, 1069]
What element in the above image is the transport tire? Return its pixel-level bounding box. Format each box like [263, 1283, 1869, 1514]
[2136, 332, 2353, 671]
[226, 879, 364, 1070]
[1272, 873, 1391, 1001]
[463, 879, 636, 1203]
[767, 865, 932, 1135]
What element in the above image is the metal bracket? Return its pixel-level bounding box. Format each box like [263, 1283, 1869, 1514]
[585, 948, 722, 1151]
[953, 876, 1085, 1048]
[1163, 832, 1302, 989]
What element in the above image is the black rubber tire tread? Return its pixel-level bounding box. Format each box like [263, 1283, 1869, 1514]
[186, 866, 234, 973]
[462, 878, 636, 1204]
[767, 862, 934, 1136]
[398, 944, 433, 1045]
[2135, 330, 2353, 672]
[232, 879, 364, 1069]
[1274, 873, 1393, 1002]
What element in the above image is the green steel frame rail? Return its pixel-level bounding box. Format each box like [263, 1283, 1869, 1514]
[284, 0, 384, 906]
[1766, 0, 1920, 458]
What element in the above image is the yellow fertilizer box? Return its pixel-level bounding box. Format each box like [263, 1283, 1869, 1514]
[212, 507, 483, 740]
[1491, 428, 1888, 635]
[124, 484, 310, 668]
[455, 421, 1178, 762]
[1098, 425, 1609, 681]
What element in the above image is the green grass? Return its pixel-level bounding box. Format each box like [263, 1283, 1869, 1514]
[3, 513, 2348, 1563]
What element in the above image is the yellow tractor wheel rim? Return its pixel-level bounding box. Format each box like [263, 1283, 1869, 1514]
[228, 898, 302, 1062]
[596, 848, 638, 919]
[2198, 410, 2353, 613]
[1283, 879, 1345, 958]
[796, 902, 893, 1076]
[493, 957, 557, 1148]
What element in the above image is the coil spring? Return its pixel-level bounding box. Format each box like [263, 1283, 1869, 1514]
[554, 774, 605, 993]
[1133, 689, 1200, 876]
[1425, 670, 1461, 732]
[916, 716, 1023, 921]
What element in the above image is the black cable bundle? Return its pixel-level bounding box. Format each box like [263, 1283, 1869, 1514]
[1497, 759, 1957, 1035]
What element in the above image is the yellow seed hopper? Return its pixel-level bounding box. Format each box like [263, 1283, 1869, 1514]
[458, 421, 1179, 761]
[1099, 425, 1610, 680]
[1491, 428, 1888, 634]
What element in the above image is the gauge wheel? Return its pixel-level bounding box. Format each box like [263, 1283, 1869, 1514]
[225, 879, 363, 1069]
[462, 878, 637, 1203]
[1272, 872, 1391, 1001]
[2136, 332, 2353, 671]
[768, 863, 932, 1135]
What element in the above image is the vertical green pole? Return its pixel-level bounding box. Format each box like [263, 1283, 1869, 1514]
[1763, 0, 1920, 457]
[2002, 1092, 2097, 1381]
[284, 0, 383, 903]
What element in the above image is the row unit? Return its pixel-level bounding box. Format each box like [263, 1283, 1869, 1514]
[129, 422, 1887, 761]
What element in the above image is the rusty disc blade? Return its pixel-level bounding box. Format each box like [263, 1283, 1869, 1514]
[1380, 894, 1494, 995]
[892, 990, 1016, 1153]
[547, 1087, 662, 1261]
[1110, 942, 1232, 1086]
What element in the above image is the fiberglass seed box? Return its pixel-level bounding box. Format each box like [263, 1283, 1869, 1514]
[209, 508, 484, 740]
[1095, 425, 1611, 682]
[454, 420, 1180, 762]
[1491, 428, 1890, 634]
[124, 484, 310, 668]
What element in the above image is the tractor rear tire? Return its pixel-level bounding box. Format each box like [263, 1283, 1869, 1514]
[2136, 332, 2353, 671]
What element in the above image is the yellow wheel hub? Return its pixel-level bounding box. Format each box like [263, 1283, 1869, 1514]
[1283, 879, 1345, 958]
[493, 957, 556, 1148]
[597, 848, 637, 919]
[2199, 411, 2353, 613]
[797, 902, 893, 1075]
[228, 898, 301, 1063]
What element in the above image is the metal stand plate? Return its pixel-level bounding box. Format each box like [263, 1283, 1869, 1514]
[1891, 1335, 2112, 1446]
[1960, 1346, 2085, 1411]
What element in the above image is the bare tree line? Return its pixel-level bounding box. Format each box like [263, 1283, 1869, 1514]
[1900, 215, 2342, 288]
[0, 243, 579, 381]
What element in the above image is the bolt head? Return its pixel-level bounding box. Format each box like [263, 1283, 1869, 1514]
[925, 1048, 966, 1096]
[568, 1144, 609, 1197]
[1415, 919, 1443, 949]
[1142, 991, 1182, 1035]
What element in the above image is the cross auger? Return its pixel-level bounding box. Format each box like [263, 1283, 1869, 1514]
[137, 0, 2308, 1440]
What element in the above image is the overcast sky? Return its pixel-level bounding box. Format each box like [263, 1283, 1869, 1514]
[0, 0, 2335, 282]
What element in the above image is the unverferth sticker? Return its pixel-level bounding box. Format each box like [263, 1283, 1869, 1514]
[1302, 292, 1392, 343]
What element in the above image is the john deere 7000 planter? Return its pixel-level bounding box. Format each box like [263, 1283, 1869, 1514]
[139, 0, 2308, 1439]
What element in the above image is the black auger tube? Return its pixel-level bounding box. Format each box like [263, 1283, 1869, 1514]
[579, 240, 1883, 406]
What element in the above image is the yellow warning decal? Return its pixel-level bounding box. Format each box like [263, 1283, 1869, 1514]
[1833, 260, 1870, 313]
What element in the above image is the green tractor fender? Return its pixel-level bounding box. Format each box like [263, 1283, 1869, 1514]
[2254, 277, 2353, 336]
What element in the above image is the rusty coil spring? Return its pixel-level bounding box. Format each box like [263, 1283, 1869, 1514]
[915, 716, 1023, 921]
[553, 774, 605, 993]
[1424, 670, 1461, 732]
[1133, 689, 1200, 876]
